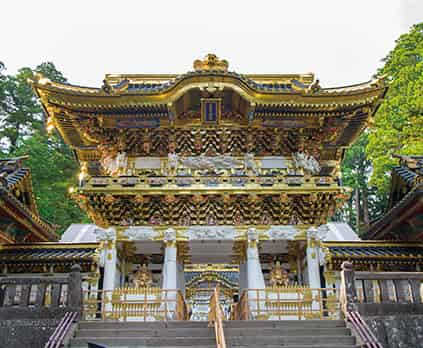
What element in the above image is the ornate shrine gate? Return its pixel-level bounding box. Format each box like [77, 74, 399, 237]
[32, 54, 387, 323]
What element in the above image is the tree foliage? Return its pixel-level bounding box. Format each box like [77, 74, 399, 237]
[0, 62, 88, 233]
[367, 23, 423, 193]
[337, 133, 387, 234]
[9, 133, 89, 231]
[337, 23, 422, 233]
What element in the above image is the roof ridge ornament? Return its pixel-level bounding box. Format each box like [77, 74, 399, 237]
[193, 54, 229, 72]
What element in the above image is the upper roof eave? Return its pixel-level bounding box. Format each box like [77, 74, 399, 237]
[31, 72, 388, 112]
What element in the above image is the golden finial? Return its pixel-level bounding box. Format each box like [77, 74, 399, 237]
[193, 54, 229, 72]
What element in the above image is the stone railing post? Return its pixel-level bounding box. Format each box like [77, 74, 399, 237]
[340, 261, 358, 315]
[68, 264, 83, 312]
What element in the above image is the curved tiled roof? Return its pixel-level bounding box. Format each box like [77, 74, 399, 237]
[32, 69, 386, 99]
[0, 157, 58, 242]
[326, 244, 423, 258]
[0, 243, 99, 264]
[368, 155, 423, 240]
[322, 241, 423, 268]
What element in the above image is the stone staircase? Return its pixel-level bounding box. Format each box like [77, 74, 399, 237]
[68, 320, 358, 348]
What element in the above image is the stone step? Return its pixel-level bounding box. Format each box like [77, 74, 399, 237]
[228, 346, 358, 348]
[75, 327, 214, 338]
[227, 335, 356, 346]
[69, 337, 216, 347]
[225, 327, 351, 336]
[70, 335, 355, 347]
[78, 320, 208, 330]
[78, 319, 347, 331]
[71, 345, 358, 348]
[224, 319, 347, 328]
[70, 320, 357, 348]
[75, 327, 351, 338]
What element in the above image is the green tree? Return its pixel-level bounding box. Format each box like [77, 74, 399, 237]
[0, 67, 42, 152]
[0, 62, 66, 152]
[337, 133, 387, 234]
[9, 133, 89, 232]
[0, 62, 88, 233]
[367, 23, 423, 193]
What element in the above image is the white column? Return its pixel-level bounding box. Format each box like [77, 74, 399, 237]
[306, 227, 321, 289]
[161, 228, 178, 318]
[246, 228, 266, 318]
[95, 227, 118, 313]
[306, 227, 322, 313]
[162, 241, 178, 289]
[246, 242, 266, 290]
[103, 242, 118, 291]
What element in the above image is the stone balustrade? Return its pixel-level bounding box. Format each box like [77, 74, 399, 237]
[340, 261, 423, 316]
[0, 264, 83, 319]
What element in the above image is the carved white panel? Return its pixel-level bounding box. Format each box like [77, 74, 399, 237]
[134, 157, 161, 169]
[94, 227, 116, 241]
[185, 226, 235, 240]
[266, 225, 299, 240]
[123, 227, 157, 240]
[180, 155, 242, 170]
[261, 156, 287, 169]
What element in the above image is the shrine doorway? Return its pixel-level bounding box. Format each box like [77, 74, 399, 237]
[184, 264, 238, 320]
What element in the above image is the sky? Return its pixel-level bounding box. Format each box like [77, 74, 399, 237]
[1, 0, 422, 88]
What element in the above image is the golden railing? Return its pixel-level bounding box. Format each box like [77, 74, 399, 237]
[208, 287, 227, 348]
[186, 287, 235, 301]
[232, 287, 340, 320]
[82, 288, 188, 321]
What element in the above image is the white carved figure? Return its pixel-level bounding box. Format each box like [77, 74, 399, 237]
[116, 152, 128, 171]
[307, 227, 319, 240]
[307, 225, 329, 241]
[247, 227, 259, 241]
[164, 228, 177, 242]
[168, 153, 179, 170]
[292, 152, 320, 175]
[101, 154, 119, 175]
[244, 153, 258, 175]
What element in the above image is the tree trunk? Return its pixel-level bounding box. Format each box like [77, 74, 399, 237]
[362, 188, 370, 228]
[355, 188, 360, 232]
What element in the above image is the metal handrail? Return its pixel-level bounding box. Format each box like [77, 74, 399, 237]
[208, 287, 227, 348]
[45, 311, 78, 348]
[346, 311, 383, 348]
